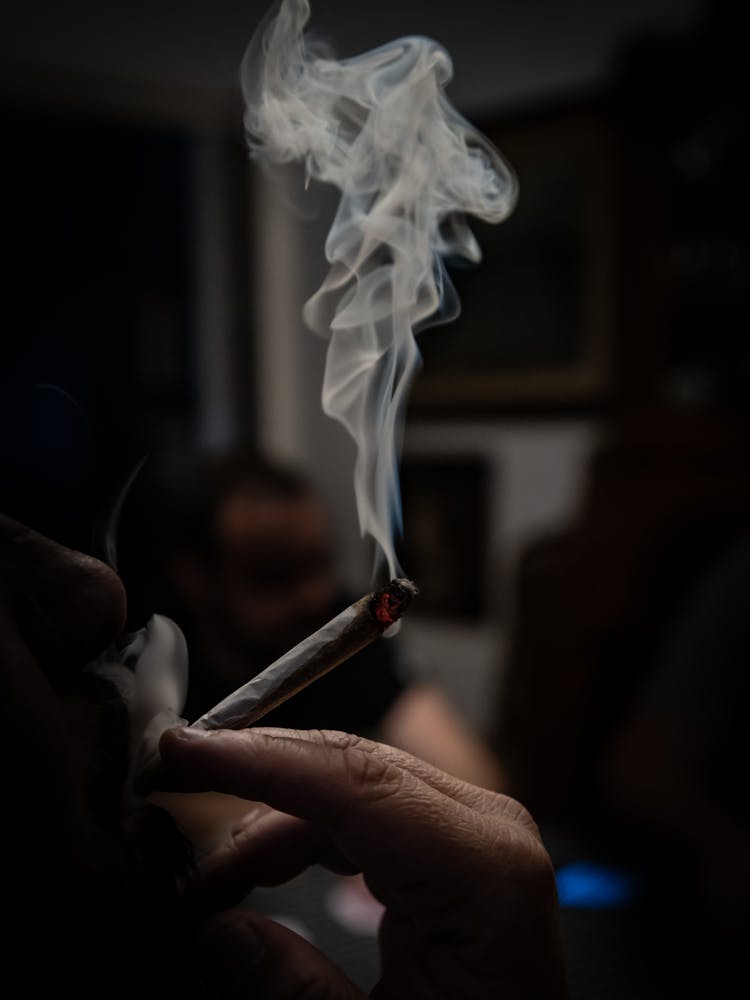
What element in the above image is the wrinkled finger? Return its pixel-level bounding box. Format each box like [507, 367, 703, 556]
[195, 807, 356, 908]
[250, 726, 537, 832]
[160, 727, 475, 879]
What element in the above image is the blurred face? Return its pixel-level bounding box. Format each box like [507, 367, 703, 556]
[205, 491, 337, 660]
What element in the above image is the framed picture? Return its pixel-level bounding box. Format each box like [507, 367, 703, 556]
[398, 456, 490, 621]
[410, 109, 617, 412]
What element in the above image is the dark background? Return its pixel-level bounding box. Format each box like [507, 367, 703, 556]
[2, 2, 749, 996]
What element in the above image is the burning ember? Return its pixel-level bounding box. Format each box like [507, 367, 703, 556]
[371, 578, 419, 631]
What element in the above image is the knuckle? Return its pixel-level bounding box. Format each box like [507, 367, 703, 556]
[311, 730, 408, 809]
[318, 730, 403, 791]
[226, 806, 266, 852]
[507, 799, 540, 836]
[317, 729, 366, 753]
[484, 816, 557, 900]
[227, 819, 253, 857]
[345, 747, 395, 790]
[337, 740, 406, 802]
[488, 792, 542, 839]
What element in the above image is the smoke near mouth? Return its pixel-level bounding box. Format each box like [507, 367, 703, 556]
[242, 0, 517, 578]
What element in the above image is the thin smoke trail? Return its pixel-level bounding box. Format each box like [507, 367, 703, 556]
[242, 0, 517, 577]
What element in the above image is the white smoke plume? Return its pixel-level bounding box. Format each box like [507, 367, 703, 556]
[242, 0, 517, 578]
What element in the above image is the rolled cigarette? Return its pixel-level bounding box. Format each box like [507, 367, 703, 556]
[193, 577, 418, 732]
[136, 578, 416, 793]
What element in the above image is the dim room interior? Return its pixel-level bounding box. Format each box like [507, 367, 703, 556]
[2, 0, 748, 996]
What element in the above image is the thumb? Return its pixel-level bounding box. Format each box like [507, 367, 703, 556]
[199, 910, 367, 999]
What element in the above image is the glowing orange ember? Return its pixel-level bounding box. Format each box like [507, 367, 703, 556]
[371, 579, 418, 630]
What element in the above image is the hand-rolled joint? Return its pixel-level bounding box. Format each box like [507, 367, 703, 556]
[135, 579, 417, 795]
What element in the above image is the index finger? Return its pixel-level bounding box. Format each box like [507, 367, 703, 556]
[159, 727, 482, 878]
[249, 726, 537, 832]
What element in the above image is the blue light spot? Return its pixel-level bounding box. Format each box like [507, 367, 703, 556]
[555, 862, 641, 910]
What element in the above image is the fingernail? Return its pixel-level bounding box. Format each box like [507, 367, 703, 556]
[169, 726, 209, 742]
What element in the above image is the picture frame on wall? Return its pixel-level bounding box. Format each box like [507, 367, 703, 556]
[410, 108, 618, 412]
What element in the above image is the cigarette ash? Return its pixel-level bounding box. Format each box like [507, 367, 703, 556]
[370, 577, 418, 631]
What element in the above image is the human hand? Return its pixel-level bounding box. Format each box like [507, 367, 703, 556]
[0, 516, 194, 997]
[159, 726, 566, 999]
[0, 514, 126, 845]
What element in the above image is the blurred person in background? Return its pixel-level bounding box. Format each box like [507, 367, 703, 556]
[135, 450, 502, 792]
